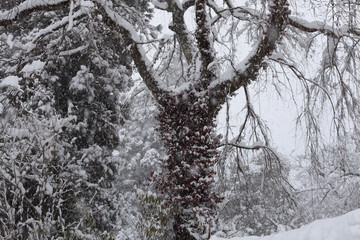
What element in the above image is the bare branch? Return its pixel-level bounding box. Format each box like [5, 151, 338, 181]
[209, 0, 290, 114]
[341, 172, 360, 178]
[219, 142, 275, 153]
[218, 142, 284, 172]
[207, 1, 257, 25]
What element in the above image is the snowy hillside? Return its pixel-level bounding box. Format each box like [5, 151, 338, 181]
[211, 209, 360, 240]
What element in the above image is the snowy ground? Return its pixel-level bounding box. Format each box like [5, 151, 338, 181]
[211, 209, 360, 240]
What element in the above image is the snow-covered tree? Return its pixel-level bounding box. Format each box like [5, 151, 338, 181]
[2, 0, 360, 239]
[0, 78, 82, 239]
[0, 0, 153, 238]
[114, 82, 166, 239]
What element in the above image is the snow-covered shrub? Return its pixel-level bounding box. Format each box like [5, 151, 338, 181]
[0, 59, 123, 239]
[0, 87, 80, 239]
[0, 6, 136, 236]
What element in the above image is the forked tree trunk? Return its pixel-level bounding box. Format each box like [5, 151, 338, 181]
[157, 91, 221, 239]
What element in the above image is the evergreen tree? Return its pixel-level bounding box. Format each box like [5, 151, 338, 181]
[0, 0, 153, 238]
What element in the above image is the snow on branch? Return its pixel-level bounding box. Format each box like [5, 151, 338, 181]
[206, 1, 258, 25]
[219, 142, 278, 156]
[25, 8, 91, 52]
[59, 44, 89, 56]
[194, 0, 217, 86]
[0, 6, 91, 52]
[152, 0, 169, 10]
[211, 3, 360, 39]
[0, 0, 70, 26]
[289, 16, 360, 38]
[208, 0, 290, 111]
[93, 0, 142, 41]
[157, 0, 196, 64]
[93, 0, 170, 102]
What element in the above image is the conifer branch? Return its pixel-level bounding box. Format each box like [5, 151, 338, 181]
[0, 0, 70, 26]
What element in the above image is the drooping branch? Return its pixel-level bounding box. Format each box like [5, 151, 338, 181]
[218, 142, 278, 157]
[208, 0, 290, 114]
[0, 0, 70, 27]
[206, 2, 360, 115]
[213, 3, 360, 39]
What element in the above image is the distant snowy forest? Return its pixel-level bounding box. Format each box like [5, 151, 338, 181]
[0, 0, 360, 239]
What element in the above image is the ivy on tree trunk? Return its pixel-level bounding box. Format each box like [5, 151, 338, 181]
[156, 91, 222, 239]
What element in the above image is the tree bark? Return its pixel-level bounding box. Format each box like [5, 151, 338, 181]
[157, 92, 221, 239]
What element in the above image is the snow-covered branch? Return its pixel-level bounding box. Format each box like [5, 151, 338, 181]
[0, 1, 92, 53]
[58, 44, 89, 56]
[219, 142, 277, 155]
[156, 0, 196, 64]
[210, 3, 360, 39]
[0, 0, 172, 104]
[289, 16, 360, 39]
[0, 0, 70, 26]
[93, 0, 170, 103]
[26, 8, 91, 51]
[207, 1, 258, 25]
[194, 0, 217, 86]
[208, 0, 290, 113]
